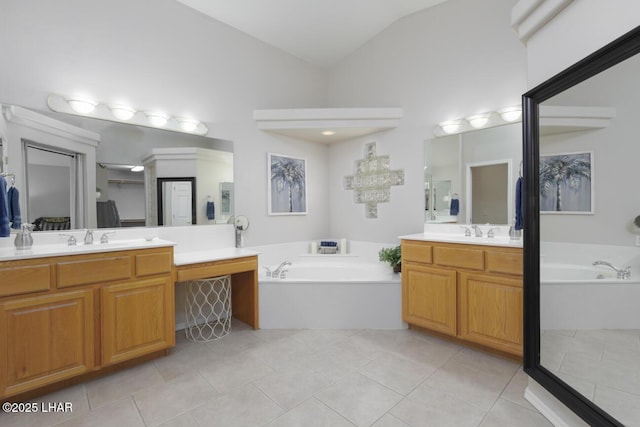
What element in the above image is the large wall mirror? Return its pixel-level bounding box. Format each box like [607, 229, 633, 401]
[0, 104, 233, 230]
[424, 123, 521, 225]
[523, 25, 640, 426]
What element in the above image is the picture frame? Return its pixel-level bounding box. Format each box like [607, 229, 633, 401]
[267, 153, 307, 215]
[540, 151, 594, 214]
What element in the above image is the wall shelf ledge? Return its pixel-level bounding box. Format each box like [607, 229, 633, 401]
[540, 105, 616, 135]
[253, 107, 403, 143]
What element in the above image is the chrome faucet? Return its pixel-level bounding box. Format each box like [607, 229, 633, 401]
[592, 261, 631, 279]
[273, 261, 291, 276]
[100, 231, 115, 244]
[460, 226, 471, 237]
[471, 224, 483, 237]
[487, 227, 500, 238]
[84, 229, 94, 245]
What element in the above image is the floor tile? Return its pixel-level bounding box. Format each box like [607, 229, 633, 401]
[594, 384, 640, 427]
[197, 351, 274, 394]
[390, 385, 486, 427]
[500, 369, 538, 411]
[480, 398, 553, 427]
[0, 384, 89, 427]
[315, 372, 403, 427]
[55, 397, 145, 427]
[266, 398, 355, 427]
[133, 373, 220, 426]
[254, 367, 333, 410]
[156, 411, 200, 427]
[190, 384, 284, 427]
[371, 413, 411, 426]
[358, 352, 435, 395]
[85, 362, 165, 409]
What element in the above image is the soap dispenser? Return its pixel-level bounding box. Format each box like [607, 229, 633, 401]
[14, 223, 34, 250]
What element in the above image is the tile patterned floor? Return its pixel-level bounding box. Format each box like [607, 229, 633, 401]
[541, 329, 640, 426]
[1, 321, 550, 427]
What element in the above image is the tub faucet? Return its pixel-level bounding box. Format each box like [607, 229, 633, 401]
[471, 224, 483, 237]
[273, 261, 291, 276]
[592, 261, 631, 279]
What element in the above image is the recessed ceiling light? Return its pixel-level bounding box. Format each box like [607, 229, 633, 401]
[322, 130, 336, 136]
[130, 165, 144, 172]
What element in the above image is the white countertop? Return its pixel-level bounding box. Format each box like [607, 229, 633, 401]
[0, 238, 176, 261]
[174, 247, 260, 266]
[400, 233, 523, 248]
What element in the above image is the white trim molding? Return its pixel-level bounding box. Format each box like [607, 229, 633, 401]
[512, 0, 574, 43]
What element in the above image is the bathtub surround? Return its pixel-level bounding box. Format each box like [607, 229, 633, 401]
[253, 240, 403, 329]
[343, 142, 405, 219]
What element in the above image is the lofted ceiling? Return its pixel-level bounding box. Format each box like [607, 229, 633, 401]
[175, 0, 449, 68]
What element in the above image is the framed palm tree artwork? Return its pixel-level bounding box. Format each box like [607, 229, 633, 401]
[268, 153, 307, 215]
[540, 151, 594, 214]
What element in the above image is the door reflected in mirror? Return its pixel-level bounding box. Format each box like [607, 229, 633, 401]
[424, 123, 521, 225]
[467, 161, 510, 224]
[157, 177, 196, 226]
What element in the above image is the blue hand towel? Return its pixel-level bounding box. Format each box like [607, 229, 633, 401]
[206, 201, 215, 220]
[7, 186, 21, 229]
[0, 177, 10, 237]
[449, 198, 459, 216]
[515, 177, 524, 230]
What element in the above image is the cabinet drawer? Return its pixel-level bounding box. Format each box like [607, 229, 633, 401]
[486, 250, 523, 276]
[402, 241, 432, 264]
[0, 263, 52, 297]
[433, 246, 484, 270]
[136, 252, 172, 277]
[57, 256, 132, 288]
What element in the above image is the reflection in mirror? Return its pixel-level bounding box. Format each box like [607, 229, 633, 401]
[536, 47, 640, 426]
[157, 177, 196, 226]
[0, 104, 233, 230]
[424, 123, 521, 225]
[467, 161, 509, 224]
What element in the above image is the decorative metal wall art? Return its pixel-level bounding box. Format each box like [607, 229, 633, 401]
[343, 142, 404, 218]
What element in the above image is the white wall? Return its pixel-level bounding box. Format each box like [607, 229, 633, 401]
[0, 0, 328, 245]
[526, 1, 640, 87]
[326, 0, 526, 242]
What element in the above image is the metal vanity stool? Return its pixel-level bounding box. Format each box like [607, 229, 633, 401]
[184, 275, 232, 341]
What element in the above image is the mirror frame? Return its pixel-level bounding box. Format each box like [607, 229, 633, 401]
[156, 177, 197, 226]
[523, 25, 640, 427]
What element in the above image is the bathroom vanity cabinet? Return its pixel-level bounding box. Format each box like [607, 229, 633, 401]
[401, 239, 523, 357]
[0, 246, 174, 399]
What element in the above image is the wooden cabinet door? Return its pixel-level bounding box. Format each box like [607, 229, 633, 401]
[402, 264, 457, 336]
[0, 290, 94, 398]
[459, 272, 523, 356]
[101, 277, 173, 365]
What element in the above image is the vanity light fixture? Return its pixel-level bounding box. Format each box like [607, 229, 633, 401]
[110, 105, 136, 121]
[47, 93, 209, 136]
[466, 113, 492, 128]
[498, 106, 522, 122]
[146, 112, 169, 127]
[66, 98, 97, 114]
[177, 118, 199, 132]
[130, 165, 144, 172]
[439, 120, 461, 134]
[321, 130, 336, 136]
[434, 104, 523, 137]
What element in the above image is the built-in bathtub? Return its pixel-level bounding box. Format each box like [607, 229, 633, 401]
[249, 241, 404, 329]
[540, 242, 640, 330]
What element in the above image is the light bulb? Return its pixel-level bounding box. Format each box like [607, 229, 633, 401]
[146, 112, 169, 127]
[178, 118, 199, 132]
[130, 165, 144, 172]
[110, 105, 136, 120]
[66, 98, 97, 114]
[467, 113, 491, 128]
[499, 107, 522, 122]
[322, 130, 336, 136]
[439, 120, 461, 134]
